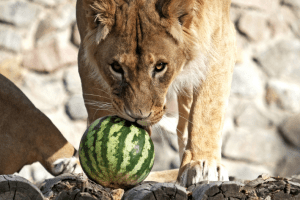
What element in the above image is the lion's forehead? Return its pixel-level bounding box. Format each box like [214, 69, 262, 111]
[114, 1, 163, 41]
[107, 1, 177, 69]
[117, 53, 154, 66]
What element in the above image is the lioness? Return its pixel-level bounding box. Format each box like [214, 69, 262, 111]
[76, 0, 236, 186]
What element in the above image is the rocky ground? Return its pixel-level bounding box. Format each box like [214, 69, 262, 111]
[1, 173, 300, 199]
[0, 0, 300, 184]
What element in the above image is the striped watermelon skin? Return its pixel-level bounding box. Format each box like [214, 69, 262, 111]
[79, 116, 155, 189]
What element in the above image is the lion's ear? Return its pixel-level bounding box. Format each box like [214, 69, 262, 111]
[156, 0, 195, 43]
[83, 0, 116, 41]
[156, 0, 195, 28]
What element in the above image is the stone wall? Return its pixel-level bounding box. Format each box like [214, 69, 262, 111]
[0, 0, 299, 183]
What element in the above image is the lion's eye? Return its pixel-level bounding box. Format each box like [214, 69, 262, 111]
[155, 63, 167, 73]
[110, 62, 124, 74]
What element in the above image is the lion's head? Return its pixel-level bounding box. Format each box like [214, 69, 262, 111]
[81, 0, 208, 129]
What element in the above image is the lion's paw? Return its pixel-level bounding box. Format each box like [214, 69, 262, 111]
[52, 157, 82, 175]
[177, 160, 228, 187]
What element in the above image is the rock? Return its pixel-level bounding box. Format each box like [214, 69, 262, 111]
[71, 23, 81, 47]
[20, 71, 66, 112]
[230, 62, 264, 98]
[151, 129, 180, 172]
[122, 182, 187, 200]
[45, 108, 86, 149]
[258, 173, 272, 180]
[0, 25, 22, 53]
[0, 53, 23, 84]
[234, 103, 272, 129]
[17, 164, 34, 183]
[238, 12, 270, 42]
[266, 79, 300, 112]
[282, 0, 300, 8]
[222, 159, 272, 180]
[19, 162, 53, 183]
[223, 128, 285, 166]
[187, 175, 300, 199]
[156, 114, 178, 140]
[240, 176, 295, 199]
[191, 182, 223, 200]
[278, 5, 300, 38]
[35, 3, 76, 40]
[222, 116, 234, 148]
[0, 174, 44, 200]
[221, 182, 246, 198]
[29, 0, 65, 7]
[0, 1, 41, 27]
[231, 0, 277, 11]
[187, 181, 247, 200]
[279, 114, 300, 148]
[63, 65, 83, 94]
[30, 162, 54, 183]
[230, 7, 241, 23]
[255, 39, 300, 81]
[153, 117, 179, 153]
[110, 189, 124, 200]
[149, 112, 181, 171]
[39, 173, 114, 200]
[66, 94, 88, 120]
[266, 9, 292, 38]
[23, 29, 78, 72]
[275, 146, 300, 177]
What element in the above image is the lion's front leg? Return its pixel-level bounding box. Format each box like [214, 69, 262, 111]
[177, 62, 233, 187]
[177, 86, 193, 161]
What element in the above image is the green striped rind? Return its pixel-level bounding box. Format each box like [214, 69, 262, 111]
[79, 116, 155, 188]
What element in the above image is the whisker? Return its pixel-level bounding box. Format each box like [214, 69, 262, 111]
[84, 99, 113, 107]
[178, 112, 194, 125]
[83, 98, 115, 117]
[83, 93, 111, 100]
[85, 101, 112, 106]
[86, 105, 114, 113]
[85, 103, 113, 110]
[92, 108, 101, 121]
[94, 88, 110, 95]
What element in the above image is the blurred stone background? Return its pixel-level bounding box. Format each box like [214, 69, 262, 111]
[0, 0, 299, 183]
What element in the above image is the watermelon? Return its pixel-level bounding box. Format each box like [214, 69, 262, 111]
[79, 116, 155, 189]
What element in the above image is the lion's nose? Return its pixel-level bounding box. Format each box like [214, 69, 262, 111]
[125, 108, 152, 120]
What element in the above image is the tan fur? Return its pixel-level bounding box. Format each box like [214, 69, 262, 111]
[0, 74, 81, 176]
[77, 0, 236, 186]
